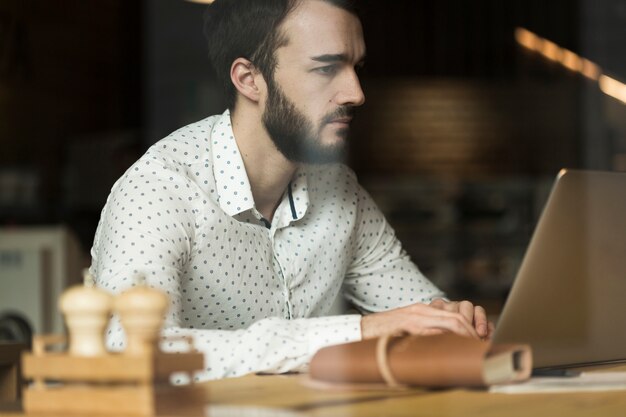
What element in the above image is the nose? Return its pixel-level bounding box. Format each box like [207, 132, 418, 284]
[336, 69, 365, 107]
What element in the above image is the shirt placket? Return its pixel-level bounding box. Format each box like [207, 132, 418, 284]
[269, 226, 293, 319]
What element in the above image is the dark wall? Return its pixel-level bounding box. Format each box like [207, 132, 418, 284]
[0, 0, 141, 227]
[359, 0, 579, 78]
[143, 0, 225, 145]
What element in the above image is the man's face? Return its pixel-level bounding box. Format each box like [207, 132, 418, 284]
[261, 0, 366, 164]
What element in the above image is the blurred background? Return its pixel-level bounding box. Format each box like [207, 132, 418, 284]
[1, 0, 625, 343]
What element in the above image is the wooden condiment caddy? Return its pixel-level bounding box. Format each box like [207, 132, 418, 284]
[21, 282, 207, 415]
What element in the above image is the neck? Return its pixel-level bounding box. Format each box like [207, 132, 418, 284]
[230, 106, 297, 222]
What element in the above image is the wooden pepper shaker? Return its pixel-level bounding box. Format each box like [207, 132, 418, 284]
[59, 286, 114, 356]
[115, 285, 169, 356]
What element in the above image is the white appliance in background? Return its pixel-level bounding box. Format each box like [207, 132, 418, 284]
[0, 227, 85, 338]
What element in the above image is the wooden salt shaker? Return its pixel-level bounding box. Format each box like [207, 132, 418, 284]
[115, 286, 169, 356]
[59, 286, 114, 356]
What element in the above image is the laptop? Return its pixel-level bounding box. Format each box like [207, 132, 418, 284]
[492, 169, 626, 371]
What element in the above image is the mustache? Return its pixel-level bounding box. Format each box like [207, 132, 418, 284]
[321, 107, 355, 125]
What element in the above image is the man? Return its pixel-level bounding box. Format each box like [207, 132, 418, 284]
[90, 0, 492, 381]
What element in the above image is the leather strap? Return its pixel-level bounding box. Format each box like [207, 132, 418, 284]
[376, 335, 403, 387]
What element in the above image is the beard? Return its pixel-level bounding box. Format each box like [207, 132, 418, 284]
[262, 78, 354, 164]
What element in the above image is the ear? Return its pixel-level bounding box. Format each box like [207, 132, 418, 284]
[230, 58, 266, 103]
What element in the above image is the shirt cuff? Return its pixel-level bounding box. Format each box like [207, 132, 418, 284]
[305, 314, 363, 358]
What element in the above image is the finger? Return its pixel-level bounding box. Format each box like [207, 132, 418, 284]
[410, 302, 456, 317]
[458, 301, 475, 326]
[436, 309, 480, 339]
[440, 314, 479, 339]
[429, 298, 446, 310]
[407, 314, 479, 339]
[472, 305, 488, 337]
[406, 303, 480, 338]
[487, 321, 496, 339]
[411, 328, 445, 336]
[430, 299, 460, 315]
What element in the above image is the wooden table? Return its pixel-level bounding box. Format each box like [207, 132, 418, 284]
[1, 367, 626, 417]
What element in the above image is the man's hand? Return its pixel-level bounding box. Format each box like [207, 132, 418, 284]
[428, 298, 494, 340]
[360, 299, 494, 340]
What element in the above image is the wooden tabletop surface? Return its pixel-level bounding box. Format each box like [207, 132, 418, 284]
[2, 366, 626, 417]
[203, 370, 626, 417]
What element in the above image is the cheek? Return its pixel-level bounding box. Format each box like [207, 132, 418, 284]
[296, 101, 323, 124]
[279, 80, 334, 122]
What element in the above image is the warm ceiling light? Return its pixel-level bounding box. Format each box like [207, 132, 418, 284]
[186, 0, 215, 3]
[560, 49, 580, 72]
[540, 39, 561, 62]
[599, 75, 626, 105]
[515, 27, 600, 81]
[581, 59, 602, 81]
[515, 27, 540, 52]
[515, 27, 625, 104]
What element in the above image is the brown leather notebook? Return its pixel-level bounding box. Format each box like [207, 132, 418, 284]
[309, 333, 532, 388]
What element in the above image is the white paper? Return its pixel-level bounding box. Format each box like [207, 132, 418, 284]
[490, 372, 626, 394]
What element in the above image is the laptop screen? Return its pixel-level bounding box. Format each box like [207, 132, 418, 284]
[493, 169, 626, 370]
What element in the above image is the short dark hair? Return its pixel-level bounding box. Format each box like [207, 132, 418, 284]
[204, 0, 358, 110]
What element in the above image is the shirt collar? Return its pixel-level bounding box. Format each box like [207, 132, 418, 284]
[211, 110, 255, 217]
[273, 168, 310, 229]
[210, 109, 311, 224]
[288, 168, 310, 220]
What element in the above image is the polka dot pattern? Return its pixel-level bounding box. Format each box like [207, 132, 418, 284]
[90, 110, 444, 381]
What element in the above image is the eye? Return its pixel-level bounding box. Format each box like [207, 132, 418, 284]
[313, 65, 338, 76]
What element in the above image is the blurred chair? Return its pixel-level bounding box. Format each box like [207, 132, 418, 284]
[0, 227, 84, 340]
[0, 342, 26, 403]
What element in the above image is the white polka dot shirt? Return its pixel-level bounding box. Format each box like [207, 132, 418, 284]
[90, 110, 444, 381]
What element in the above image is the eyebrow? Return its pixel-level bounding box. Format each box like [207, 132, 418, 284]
[311, 54, 348, 63]
[310, 53, 366, 65]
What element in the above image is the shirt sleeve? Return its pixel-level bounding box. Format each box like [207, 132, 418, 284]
[342, 183, 446, 313]
[101, 308, 361, 381]
[90, 164, 362, 381]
